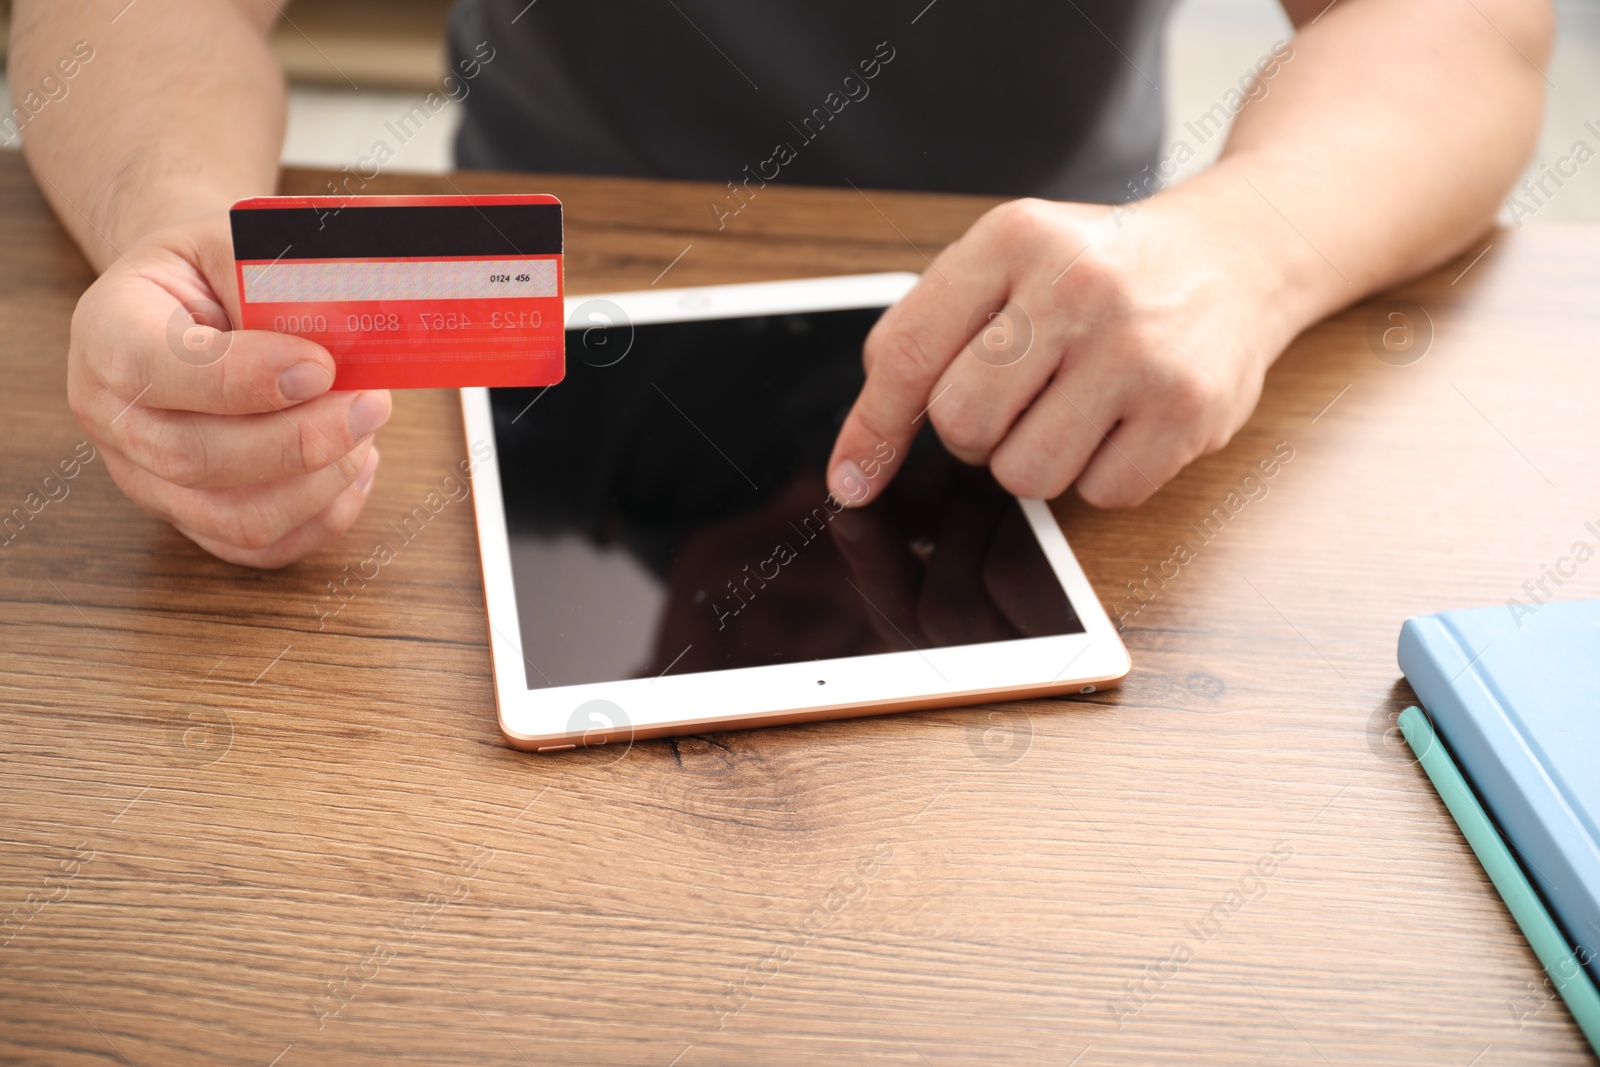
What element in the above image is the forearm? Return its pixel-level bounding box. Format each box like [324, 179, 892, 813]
[1160, 0, 1552, 340]
[10, 0, 287, 271]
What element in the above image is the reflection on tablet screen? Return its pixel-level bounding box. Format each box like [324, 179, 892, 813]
[489, 307, 1083, 689]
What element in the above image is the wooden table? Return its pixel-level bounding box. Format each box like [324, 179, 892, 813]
[2, 149, 1597, 1065]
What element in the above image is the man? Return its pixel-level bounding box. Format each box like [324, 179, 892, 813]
[10, 0, 1551, 567]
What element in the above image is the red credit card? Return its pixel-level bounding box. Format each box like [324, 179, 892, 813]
[230, 194, 564, 390]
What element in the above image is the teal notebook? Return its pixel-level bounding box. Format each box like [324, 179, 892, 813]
[1399, 708, 1600, 1052]
[1398, 599, 1600, 1052]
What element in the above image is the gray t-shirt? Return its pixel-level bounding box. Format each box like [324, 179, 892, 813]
[447, 0, 1174, 202]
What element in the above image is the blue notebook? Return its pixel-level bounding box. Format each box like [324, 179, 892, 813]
[1398, 599, 1600, 976]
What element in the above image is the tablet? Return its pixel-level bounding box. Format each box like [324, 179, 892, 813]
[460, 272, 1129, 752]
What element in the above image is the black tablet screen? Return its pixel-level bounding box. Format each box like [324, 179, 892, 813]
[488, 306, 1083, 689]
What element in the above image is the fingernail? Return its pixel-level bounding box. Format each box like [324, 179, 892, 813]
[278, 361, 332, 402]
[347, 391, 390, 440]
[353, 447, 379, 493]
[829, 459, 869, 506]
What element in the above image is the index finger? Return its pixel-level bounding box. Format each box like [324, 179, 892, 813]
[826, 242, 1008, 506]
[79, 272, 338, 415]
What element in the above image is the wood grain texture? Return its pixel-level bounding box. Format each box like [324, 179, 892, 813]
[1, 150, 1597, 1065]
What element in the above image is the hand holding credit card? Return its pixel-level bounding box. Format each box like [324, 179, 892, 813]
[230, 195, 565, 390]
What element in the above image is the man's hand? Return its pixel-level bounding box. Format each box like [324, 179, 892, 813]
[67, 216, 389, 567]
[829, 0, 1552, 510]
[827, 195, 1291, 508]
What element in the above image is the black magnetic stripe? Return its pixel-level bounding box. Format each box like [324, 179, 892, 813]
[230, 204, 563, 260]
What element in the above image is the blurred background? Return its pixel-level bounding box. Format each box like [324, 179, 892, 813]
[1, 0, 1596, 223]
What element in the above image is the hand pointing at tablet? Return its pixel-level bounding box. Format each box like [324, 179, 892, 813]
[829, 0, 1550, 509]
[827, 193, 1286, 509]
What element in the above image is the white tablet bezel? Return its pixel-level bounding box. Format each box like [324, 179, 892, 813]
[460, 272, 1130, 751]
